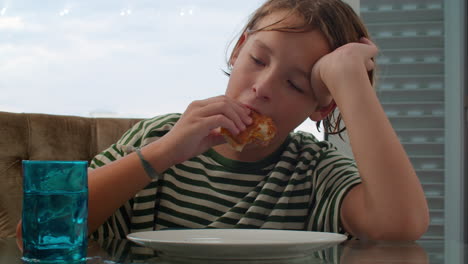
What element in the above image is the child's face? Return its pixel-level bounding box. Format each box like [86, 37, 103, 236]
[225, 11, 332, 143]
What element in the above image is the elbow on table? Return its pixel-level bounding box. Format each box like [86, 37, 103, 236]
[365, 214, 430, 241]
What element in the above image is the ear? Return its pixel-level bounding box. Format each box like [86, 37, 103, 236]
[230, 33, 248, 67]
[309, 100, 336, 121]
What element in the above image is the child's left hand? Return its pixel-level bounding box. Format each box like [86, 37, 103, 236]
[310, 37, 378, 104]
[310, 37, 429, 240]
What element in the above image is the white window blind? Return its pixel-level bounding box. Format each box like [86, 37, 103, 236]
[331, 0, 466, 262]
[360, 0, 445, 262]
[360, 0, 445, 240]
[358, 0, 467, 263]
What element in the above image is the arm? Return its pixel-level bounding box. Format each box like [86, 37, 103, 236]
[87, 142, 168, 234]
[88, 96, 252, 234]
[313, 38, 429, 240]
[15, 96, 251, 245]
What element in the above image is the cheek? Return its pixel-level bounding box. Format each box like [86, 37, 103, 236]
[272, 97, 315, 128]
[225, 74, 244, 98]
[225, 63, 253, 97]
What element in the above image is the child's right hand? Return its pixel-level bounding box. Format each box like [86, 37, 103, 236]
[156, 95, 252, 166]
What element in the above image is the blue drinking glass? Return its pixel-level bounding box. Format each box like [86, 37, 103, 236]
[22, 160, 88, 264]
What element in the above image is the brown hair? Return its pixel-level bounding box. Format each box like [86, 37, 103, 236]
[226, 0, 374, 136]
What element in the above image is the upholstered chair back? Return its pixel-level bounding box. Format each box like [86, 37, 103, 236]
[0, 111, 142, 237]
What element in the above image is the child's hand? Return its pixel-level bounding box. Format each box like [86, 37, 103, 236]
[158, 96, 252, 165]
[16, 219, 23, 251]
[310, 37, 378, 102]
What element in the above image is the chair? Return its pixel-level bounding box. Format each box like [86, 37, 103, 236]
[0, 111, 142, 237]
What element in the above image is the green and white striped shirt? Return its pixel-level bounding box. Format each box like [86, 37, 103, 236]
[90, 113, 361, 240]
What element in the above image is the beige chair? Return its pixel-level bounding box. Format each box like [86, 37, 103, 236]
[0, 111, 142, 237]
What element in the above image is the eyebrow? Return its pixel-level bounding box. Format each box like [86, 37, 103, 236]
[292, 66, 310, 84]
[253, 39, 311, 88]
[253, 39, 273, 55]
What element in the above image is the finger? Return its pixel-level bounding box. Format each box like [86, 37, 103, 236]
[360, 37, 379, 57]
[202, 114, 240, 136]
[16, 220, 23, 252]
[188, 95, 232, 112]
[360, 37, 375, 46]
[197, 102, 246, 131]
[229, 100, 252, 125]
[215, 96, 251, 122]
[193, 96, 251, 122]
[187, 96, 251, 130]
[195, 130, 226, 153]
[190, 95, 245, 112]
[365, 59, 375, 71]
[205, 129, 227, 146]
[196, 100, 250, 131]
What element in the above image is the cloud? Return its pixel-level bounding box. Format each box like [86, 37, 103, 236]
[0, 14, 46, 32]
[0, 0, 269, 119]
[0, 16, 24, 30]
[0, 44, 62, 76]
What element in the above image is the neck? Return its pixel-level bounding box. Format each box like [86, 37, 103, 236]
[212, 136, 288, 162]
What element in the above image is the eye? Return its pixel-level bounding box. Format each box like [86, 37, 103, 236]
[250, 55, 265, 66]
[287, 80, 304, 93]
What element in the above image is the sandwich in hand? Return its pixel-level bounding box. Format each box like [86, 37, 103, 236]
[220, 110, 276, 152]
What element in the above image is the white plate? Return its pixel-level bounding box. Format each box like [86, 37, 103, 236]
[127, 229, 346, 260]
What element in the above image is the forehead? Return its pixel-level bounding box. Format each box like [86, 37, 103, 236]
[247, 11, 331, 67]
[254, 10, 309, 32]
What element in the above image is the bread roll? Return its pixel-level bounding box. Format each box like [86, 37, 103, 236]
[220, 111, 276, 152]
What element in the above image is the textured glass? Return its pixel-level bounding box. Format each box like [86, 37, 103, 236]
[22, 161, 88, 264]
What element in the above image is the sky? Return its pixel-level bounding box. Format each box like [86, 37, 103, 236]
[0, 0, 324, 139]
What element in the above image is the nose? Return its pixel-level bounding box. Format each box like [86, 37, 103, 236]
[252, 87, 270, 101]
[252, 70, 277, 101]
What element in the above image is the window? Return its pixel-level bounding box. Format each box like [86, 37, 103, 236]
[328, 0, 466, 262]
[0, 0, 324, 139]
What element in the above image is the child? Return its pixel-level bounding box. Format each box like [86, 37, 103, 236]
[26, 0, 430, 242]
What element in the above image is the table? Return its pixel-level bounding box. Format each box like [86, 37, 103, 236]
[0, 237, 450, 263]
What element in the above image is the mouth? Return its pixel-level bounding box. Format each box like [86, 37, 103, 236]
[243, 104, 260, 114]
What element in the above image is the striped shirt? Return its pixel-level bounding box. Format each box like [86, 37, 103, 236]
[89, 113, 361, 240]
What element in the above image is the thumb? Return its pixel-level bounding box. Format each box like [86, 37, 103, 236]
[206, 130, 227, 147]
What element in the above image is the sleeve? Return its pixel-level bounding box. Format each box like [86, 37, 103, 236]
[306, 142, 362, 238]
[88, 114, 181, 241]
